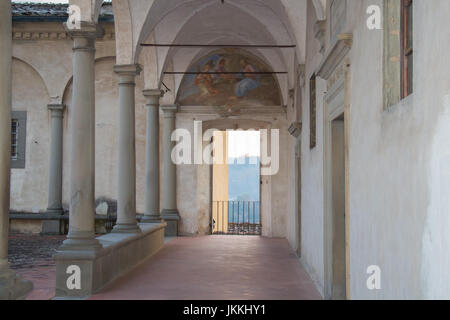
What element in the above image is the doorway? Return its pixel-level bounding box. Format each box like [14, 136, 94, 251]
[211, 130, 261, 235]
[323, 74, 349, 300]
[330, 114, 346, 300]
[295, 137, 302, 256]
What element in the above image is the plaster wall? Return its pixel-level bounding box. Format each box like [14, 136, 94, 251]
[285, 87, 303, 254]
[298, 0, 450, 299]
[11, 58, 50, 213]
[297, 0, 327, 297]
[345, 0, 450, 299]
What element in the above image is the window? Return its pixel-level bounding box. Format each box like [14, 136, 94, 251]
[11, 111, 27, 169]
[11, 119, 18, 160]
[383, 0, 413, 109]
[310, 74, 317, 149]
[401, 0, 413, 98]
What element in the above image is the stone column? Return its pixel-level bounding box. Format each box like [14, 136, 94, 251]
[59, 23, 104, 251]
[42, 104, 66, 235]
[112, 65, 141, 234]
[141, 89, 164, 223]
[0, 1, 33, 299]
[160, 104, 180, 236]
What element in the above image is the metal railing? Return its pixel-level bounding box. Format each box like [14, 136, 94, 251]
[212, 201, 261, 235]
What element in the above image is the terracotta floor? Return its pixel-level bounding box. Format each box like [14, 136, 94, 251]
[90, 236, 322, 300]
[17, 266, 56, 300]
[8, 233, 64, 300]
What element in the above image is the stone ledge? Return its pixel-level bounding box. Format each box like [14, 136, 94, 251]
[54, 222, 166, 299]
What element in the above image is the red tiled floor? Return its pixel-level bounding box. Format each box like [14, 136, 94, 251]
[8, 233, 65, 300]
[90, 236, 322, 300]
[16, 265, 56, 300]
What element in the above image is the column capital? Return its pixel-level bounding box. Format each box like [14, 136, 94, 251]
[63, 21, 104, 40]
[114, 65, 142, 86]
[161, 104, 178, 114]
[47, 104, 66, 112]
[48, 104, 66, 118]
[143, 89, 164, 106]
[114, 64, 142, 76]
[143, 89, 164, 98]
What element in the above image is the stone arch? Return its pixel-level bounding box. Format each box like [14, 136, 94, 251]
[61, 55, 117, 105]
[12, 57, 50, 103]
[93, 0, 104, 22]
[10, 57, 53, 212]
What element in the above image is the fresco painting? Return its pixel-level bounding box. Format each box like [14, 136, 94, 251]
[177, 49, 281, 110]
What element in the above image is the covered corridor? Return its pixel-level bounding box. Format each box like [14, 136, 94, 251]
[3, 0, 450, 300]
[89, 236, 321, 300]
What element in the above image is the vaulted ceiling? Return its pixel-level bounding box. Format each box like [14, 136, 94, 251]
[72, 0, 326, 101]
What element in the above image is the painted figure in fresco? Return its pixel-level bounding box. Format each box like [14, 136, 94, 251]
[212, 58, 234, 83]
[177, 50, 281, 107]
[233, 59, 261, 98]
[194, 62, 219, 98]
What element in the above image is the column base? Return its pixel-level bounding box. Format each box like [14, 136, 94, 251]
[42, 208, 65, 235]
[111, 223, 142, 234]
[55, 233, 102, 298]
[140, 214, 163, 224]
[58, 231, 102, 252]
[46, 207, 64, 215]
[0, 263, 33, 300]
[41, 220, 63, 235]
[161, 209, 180, 236]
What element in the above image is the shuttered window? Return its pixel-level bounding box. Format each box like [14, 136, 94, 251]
[11, 119, 18, 160]
[401, 0, 413, 98]
[11, 111, 27, 169]
[310, 74, 316, 149]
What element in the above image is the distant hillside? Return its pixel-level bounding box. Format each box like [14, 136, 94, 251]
[228, 156, 260, 201]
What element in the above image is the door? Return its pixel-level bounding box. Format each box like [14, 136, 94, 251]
[331, 114, 346, 300]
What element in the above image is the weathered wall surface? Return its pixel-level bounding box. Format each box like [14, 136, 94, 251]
[11, 58, 50, 212]
[297, 0, 326, 297]
[344, 0, 450, 299]
[297, 0, 450, 299]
